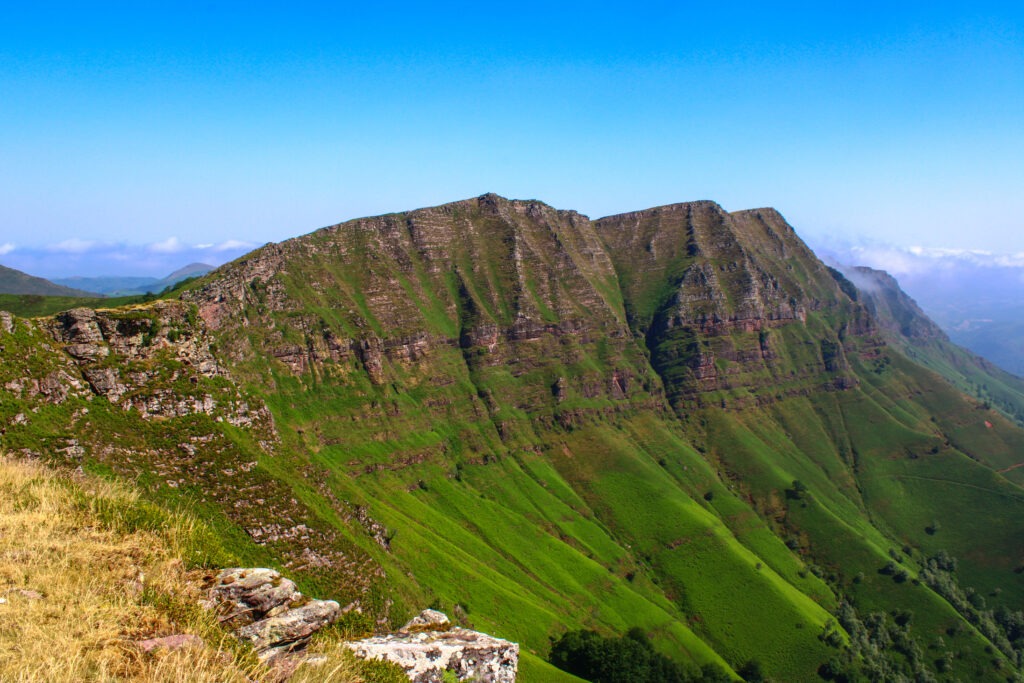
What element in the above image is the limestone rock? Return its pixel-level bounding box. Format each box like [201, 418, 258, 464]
[200, 567, 341, 664]
[202, 567, 301, 627]
[346, 610, 518, 683]
[400, 608, 450, 633]
[0, 311, 13, 334]
[234, 599, 341, 661]
[56, 308, 104, 344]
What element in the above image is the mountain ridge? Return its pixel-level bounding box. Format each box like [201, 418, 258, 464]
[3, 193, 1024, 682]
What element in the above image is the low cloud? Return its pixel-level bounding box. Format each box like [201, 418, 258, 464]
[0, 243, 14, 256]
[149, 237, 186, 254]
[813, 237, 1024, 315]
[49, 238, 98, 254]
[816, 239, 1024, 278]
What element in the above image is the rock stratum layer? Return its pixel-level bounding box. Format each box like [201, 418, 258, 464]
[3, 194, 1024, 682]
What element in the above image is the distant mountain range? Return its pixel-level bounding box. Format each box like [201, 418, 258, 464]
[0, 264, 97, 297]
[52, 262, 214, 296]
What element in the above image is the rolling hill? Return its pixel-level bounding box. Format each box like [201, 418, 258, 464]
[0, 263, 96, 297]
[54, 262, 215, 296]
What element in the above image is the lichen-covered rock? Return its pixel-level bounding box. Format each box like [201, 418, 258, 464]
[200, 567, 340, 663]
[345, 610, 518, 683]
[202, 568, 301, 627]
[234, 599, 341, 661]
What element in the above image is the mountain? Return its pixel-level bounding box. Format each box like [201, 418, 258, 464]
[837, 259, 1024, 378]
[2, 194, 1023, 682]
[53, 262, 215, 296]
[0, 263, 96, 297]
[151, 262, 215, 292]
[845, 265, 1024, 426]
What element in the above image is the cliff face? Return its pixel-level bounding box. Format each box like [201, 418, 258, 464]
[595, 202, 877, 406]
[183, 194, 664, 443]
[183, 195, 880, 423]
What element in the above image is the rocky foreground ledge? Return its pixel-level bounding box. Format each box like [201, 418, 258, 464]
[202, 568, 518, 682]
[346, 608, 519, 683]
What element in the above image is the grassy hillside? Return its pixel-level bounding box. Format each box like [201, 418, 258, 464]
[0, 292, 144, 317]
[3, 195, 1024, 681]
[0, 454, 414, 682]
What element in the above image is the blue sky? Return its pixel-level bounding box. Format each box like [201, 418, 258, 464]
[1, 2, 1022, 277]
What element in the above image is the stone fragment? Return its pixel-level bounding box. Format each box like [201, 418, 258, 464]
[136, 634, 204, 653]
[0, 311, 13, 334]
[400, 608, 451, 633]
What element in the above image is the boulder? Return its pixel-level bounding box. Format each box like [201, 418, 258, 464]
[235, 599, 341, 661]
[202, 567, 301, 627]
[200, 567, 341, 664]
[346, 610, 518, 683]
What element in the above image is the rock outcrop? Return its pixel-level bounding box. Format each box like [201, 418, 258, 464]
[345, 609, 519, 683]
[201, 567, 341, 662]
[40, 303, 272, 428]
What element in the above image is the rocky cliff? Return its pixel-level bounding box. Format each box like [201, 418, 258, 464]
[595, 202, 878, 406]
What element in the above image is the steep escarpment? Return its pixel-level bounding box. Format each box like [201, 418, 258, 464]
[595, 203, 877, 407]
[184, 194, 663, 447]
[5, 194, 1024, 682]
[843, 266, 947, 341]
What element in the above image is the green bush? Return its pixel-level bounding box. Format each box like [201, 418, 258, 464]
[549, 628, 728, 682]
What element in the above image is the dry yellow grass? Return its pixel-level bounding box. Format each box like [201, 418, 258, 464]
[0, 455, 377, 682]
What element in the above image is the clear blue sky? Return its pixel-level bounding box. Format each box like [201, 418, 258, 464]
[1, 2, 1022, 276]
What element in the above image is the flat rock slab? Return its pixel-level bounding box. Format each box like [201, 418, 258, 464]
[346, 626, 519, 683]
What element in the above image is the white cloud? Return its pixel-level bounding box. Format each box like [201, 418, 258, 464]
[0, 243, 14, 256]
[49, 238, 97, 254]
[194, 243, 215, 249]
[832, 242, 1024, 277]
[214, 239, 255, 252]
[149, 237, 185, 253]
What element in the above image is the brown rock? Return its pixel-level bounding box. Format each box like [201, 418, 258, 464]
[136, 634, 204, 653]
